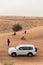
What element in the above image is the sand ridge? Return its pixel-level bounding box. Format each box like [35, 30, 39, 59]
[0, 26, 43, 65]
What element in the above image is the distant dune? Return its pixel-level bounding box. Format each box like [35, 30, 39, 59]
[0, 16, 43, 33]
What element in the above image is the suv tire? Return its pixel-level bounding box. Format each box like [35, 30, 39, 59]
[28, 52, 33, 57]
[11, 52, 16, 57]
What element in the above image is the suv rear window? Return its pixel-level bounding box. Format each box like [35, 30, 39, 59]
[19, 47, 33, 50]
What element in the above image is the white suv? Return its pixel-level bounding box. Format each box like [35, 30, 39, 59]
[8, 44, 37, 57]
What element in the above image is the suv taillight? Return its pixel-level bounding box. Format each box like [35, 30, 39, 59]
[35, 48, 37, 52]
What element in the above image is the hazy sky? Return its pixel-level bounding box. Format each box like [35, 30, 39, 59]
[0, 0, 43, 16]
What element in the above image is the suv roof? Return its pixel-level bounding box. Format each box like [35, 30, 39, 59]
[16, 44, 34, 48]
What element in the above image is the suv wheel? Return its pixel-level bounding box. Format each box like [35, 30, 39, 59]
[11, 52, 16, 57]
[28, 53, 33, 57]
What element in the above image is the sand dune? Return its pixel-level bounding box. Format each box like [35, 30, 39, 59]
[16, 26, 43, 39]
[0, 25, 43, 39]
[0, 26, 43, 65]
[27, 26, 43, 38]
[0, 16, 43, 65]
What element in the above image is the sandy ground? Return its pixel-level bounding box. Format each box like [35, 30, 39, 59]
[0, 26, 43, 65]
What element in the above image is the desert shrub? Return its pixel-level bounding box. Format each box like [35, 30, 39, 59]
[4, 62, 14, 65]
[12, 24, 22, 32]
[30, 21, 37, 27]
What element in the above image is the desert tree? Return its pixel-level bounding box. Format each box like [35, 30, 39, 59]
[12, 24, 22, 35]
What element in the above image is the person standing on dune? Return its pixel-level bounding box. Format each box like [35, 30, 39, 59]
[24, 30, 26, 34]
[7, 39, 10, 47]
[23, 30, 27, 34]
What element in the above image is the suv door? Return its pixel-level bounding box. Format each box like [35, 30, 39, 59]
[17, 47, 26, 55]
[19, 47, 33, 55]
[17, 47, 33, 55]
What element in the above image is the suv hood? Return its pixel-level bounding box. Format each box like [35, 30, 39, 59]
[8, 47, 16, 51]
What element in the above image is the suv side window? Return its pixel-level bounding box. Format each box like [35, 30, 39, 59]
[19, 47, 33, 50]
[28, 47, 33, 50]
[19, 47, 23, 50]
[21, 47, 33, 50]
